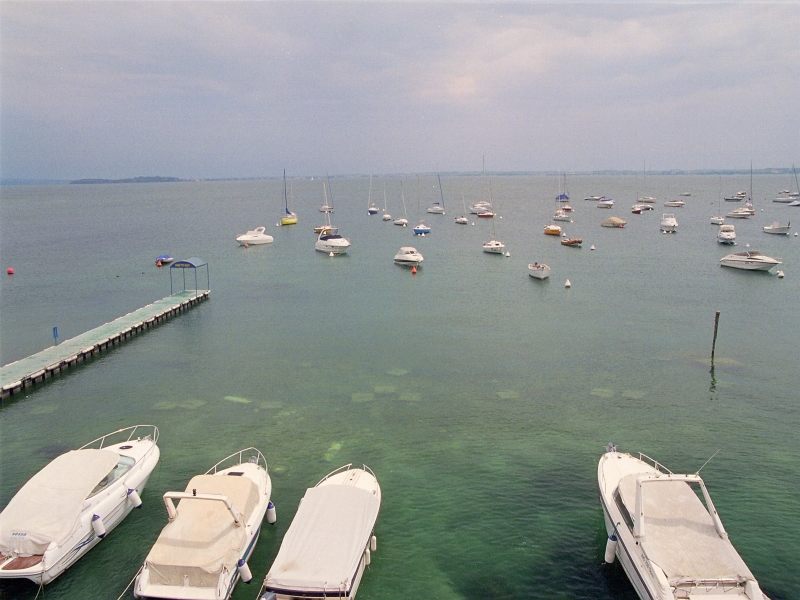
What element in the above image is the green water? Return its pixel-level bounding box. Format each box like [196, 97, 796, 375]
[1, 175, 798, 599]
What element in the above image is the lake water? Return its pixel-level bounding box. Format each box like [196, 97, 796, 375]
[1, 174, 798, 599]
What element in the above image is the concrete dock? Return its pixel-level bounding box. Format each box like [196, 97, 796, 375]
[0, 290, 209, 399]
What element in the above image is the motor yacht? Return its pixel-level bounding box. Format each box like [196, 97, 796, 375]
[393, 246, 423, 266]
[717, 224, 736, 245]
[236, 226, 274, 246]
[719, 250, 782, 271]
[0, 425, 160, 585]
[762, 221, 791, 235]
[598, 198, 615, 208]
[664, 199, 685, 207]
[134, 448, 274, 600]
[258, 465, 380, 600]
[660, 213, 678, 233]
[315, 230, 351, 255]
[598, 445, 768, 600]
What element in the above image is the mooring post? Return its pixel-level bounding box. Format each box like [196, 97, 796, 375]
[711, 311, 720, 366]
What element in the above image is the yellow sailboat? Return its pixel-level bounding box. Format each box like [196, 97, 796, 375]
[280, 169, 297, 226]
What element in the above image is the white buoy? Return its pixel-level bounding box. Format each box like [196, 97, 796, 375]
[504, 251, 511, 257]
[590, 244, 596, 251]
[777, 270, 784, 278]
[237, 559, 253, 583]
[91, 514, 106, 538]
[794, 232, 798, 237]
[564, 279, 572, 288]
[266, 501, 277, 524]
[370, 535, 377, 552]
[127, 488, 142, 508]
[329, 251, 334, 257]
[604, 533, 618, 563]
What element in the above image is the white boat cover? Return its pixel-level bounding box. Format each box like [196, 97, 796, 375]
[145, 474, 260, 588]
[0, 449, 119, 556]
[618, 475, 755, 584]
[265, 485, 380, 594]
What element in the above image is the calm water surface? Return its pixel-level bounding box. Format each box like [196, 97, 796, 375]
[1, 174, 798, 599]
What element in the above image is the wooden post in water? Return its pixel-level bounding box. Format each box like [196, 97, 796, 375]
[710, 311, 721, 366]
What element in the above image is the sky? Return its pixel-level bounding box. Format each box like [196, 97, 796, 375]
[1, 1, 799, 180]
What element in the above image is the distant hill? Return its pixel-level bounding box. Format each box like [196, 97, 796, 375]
[69, 176, 185, 184]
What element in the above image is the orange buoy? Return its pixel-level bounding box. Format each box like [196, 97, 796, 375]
[6, 267, 14, 275]
[156, 260, 162, 268]
[411, 266, 417, 274]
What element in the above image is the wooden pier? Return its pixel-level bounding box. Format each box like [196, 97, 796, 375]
[0, 290, 209, 400]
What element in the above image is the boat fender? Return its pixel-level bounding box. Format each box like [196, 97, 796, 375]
[237, 559, 253, 583]
[365, 548, 371, 566]
[91, 514, 107, 538]
[370, 535, 377, 552]
[127, 488, 143, 508]
[603, 533, 618, 563]
[266, 501, 277, 524]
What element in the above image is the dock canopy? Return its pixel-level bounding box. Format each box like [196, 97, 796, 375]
[170, 257, 209, 296]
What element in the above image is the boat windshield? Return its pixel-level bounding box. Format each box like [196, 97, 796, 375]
[613, 489, 634, 530]
[89, 455, 135, 497]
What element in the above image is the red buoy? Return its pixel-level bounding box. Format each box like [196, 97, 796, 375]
[411, 266, 417, 275]
[6, 267, 14, 275]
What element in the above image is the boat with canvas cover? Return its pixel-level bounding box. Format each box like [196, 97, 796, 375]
[236, 226, 274, 246]
[393, 246, 423, 267]
[0, 425, 160, 585]
[598, 445, 768, 599]
[258, 464, 381, 600]
[134, 448, 275, 600]
[719, 250, 781, 271]
[762, 221, 791, 235]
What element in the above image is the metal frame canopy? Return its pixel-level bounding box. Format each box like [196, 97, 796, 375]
[169, 257, 210, 296]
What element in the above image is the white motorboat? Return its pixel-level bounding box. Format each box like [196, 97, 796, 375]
[0, 425, 160, 585]
[664, 199, 685, 207]
[598, 197, 615, 208]
[660, 213, 678, 233]
[598, 445, 768, 600]
[720, 250, 782, 271]
[454, 215, 469, 225]
[236, 226, 274, 246]
[584, 195, 604, 201]
[637, 195, 656, 204]
[762, 221, 791, 235]
[134, 448, 274, 600]
[724, 190, 748, 201]
[717, 224, 736, 245]
[315, 230, 351, 255]
[528, 262, 551, 280]
[393, 246, 424, 266]
[258, 464, 381, 600]
[726, 208, 752, 219]
[631, 203, 654, 214]
[469, 200, 493, 214]
[710, 215, 725, 225]
[482, 239, 506, 254]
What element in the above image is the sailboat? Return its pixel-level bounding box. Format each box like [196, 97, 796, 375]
[314, 181, 338, 234]
[382, 183, 392, 221]
[455, 193, 469, 225]
[394, 181, 409, 227]
[482, 204, 506, 254]
[280, 170, 298, 226]
[774, 164, 800, 202]
[427, 174, 446, 214]
[638, 161, 656, 203]
[711, 176, 725, 225]
[367, 175, 379, 215]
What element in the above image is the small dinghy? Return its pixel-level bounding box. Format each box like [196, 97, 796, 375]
[0, 425, 160, 585]
[134, 447, 275, 600]
[258, 464, 380, 600]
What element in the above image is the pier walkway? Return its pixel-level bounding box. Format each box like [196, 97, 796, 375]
[1, 290, 209, 399]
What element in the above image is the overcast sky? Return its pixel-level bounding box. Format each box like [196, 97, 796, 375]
[2, 2, 798, 180]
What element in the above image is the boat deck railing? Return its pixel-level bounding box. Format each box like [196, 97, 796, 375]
[635, 452, 673, 475]
[316, 463, 377, 486]
[206, 447, 267, 474]
[80, 424, 160, 450]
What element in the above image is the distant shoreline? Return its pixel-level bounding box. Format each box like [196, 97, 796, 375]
[2, 167, 796, 186]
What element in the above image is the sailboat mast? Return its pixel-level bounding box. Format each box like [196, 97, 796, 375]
[437, 173, 445, 209]
[283, 169, 289, 214]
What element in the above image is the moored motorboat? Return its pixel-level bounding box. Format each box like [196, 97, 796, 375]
[724, 190, 748, 202]
[315, 230, 351, 255]
[482, 239, 506, 254]
[601, 216, 627, 228]
[631, 203, 653, 214]
[155, 255, 174, 266]
[762, 221, 791, 235]
[553, 208, 572, 222]
[236, 226, 274, 246]
[598, 197, 615, 208]
[258, 464, 381, 600]
[719, 250, 781, 271]
[717, 224, 736, 245]
[660, 213, 678, 233]
[134, 448, 274, 600]
[0, 425, 160, 585]
[561, 237, 582, 247]
[598, 445, 768, 600]
[527, 262, 551, 280]
[393, 246, 424, 266]
[664, 199, 685, 207]
[544, 224, 562, 236]
[412, 222, 431, 235]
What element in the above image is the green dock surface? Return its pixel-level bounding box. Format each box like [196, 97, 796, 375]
[1, 290, 209, 398]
